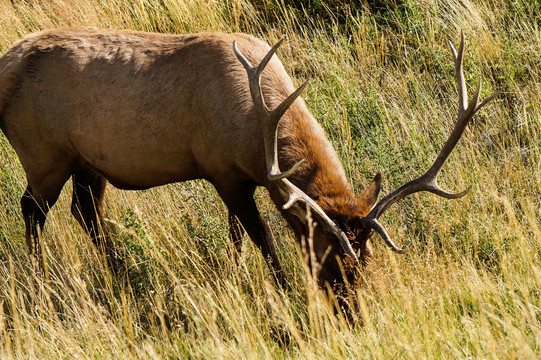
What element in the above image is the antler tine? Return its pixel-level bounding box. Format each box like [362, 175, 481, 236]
[268, 79, 309, 181]
[476, 88, 503, 113]
[233, 38, 306, 179]
[233, 38, 359, 261]
[362, 32, 500, 251]
[272, 79, 310, 123]
[449, 30, 468, 116]
[233, 39, 282, 118]
[359, 217, 407, 253]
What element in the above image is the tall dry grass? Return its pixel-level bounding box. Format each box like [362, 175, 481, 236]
[0, 0, 539, 358]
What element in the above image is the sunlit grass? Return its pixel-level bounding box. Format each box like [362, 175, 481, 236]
[0, 0, 539, 358]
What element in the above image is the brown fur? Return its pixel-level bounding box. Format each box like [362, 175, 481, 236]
[0, 28, 379, 287]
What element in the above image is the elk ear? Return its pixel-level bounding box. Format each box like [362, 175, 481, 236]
[357, 173, 381, 211]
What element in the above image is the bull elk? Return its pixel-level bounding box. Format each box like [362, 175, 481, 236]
[0, 28, 498, 290]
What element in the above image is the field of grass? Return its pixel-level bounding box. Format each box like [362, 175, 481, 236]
[0, 0, 539, 358]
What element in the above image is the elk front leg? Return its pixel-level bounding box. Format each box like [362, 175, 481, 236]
[71, 166, 122, 271]
[216, 182, 287, 287]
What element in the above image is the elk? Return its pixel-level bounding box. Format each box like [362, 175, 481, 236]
[0, 28, 498, 290]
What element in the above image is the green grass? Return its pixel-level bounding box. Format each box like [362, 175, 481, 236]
[0, 0, 540, 358]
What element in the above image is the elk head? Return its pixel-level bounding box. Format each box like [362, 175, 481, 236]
[233, 31, 500, 291]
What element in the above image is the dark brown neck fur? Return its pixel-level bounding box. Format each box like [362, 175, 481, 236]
[277, 104, 371, 222]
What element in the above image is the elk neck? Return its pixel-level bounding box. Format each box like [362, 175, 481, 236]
[273, 102, 371, 222]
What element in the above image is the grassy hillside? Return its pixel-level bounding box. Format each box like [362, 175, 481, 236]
[0, 0, 539, 358]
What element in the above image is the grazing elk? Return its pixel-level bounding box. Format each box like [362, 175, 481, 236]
[0, 28, 497, 290]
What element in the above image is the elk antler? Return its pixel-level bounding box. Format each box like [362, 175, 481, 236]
[360, 31, 501, 253]
[233, 38, 358, 260]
